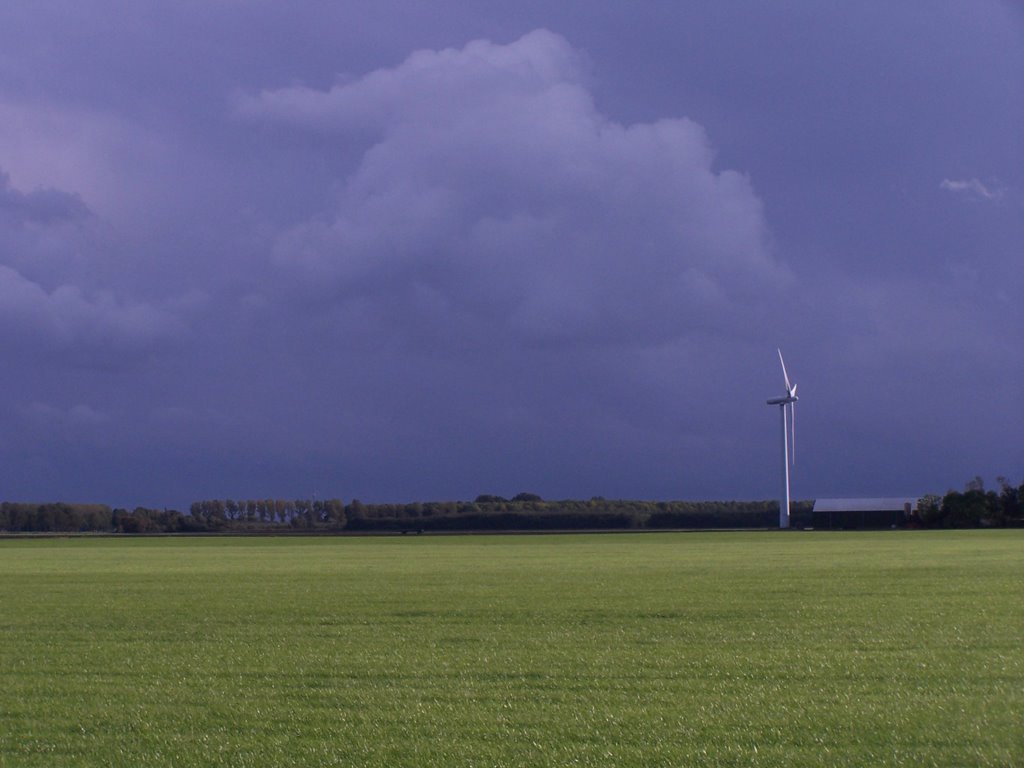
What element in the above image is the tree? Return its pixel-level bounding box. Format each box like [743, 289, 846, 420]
[325, 499, 346, 530]
[474, 494, 507, 504]
[997, 478, 1021, 522]
[916, 495, 942, 527]
[512, 492, 543, 503]
[941, 490, 988, 528]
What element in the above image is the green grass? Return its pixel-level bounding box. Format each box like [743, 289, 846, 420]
[0, 531, 1021, 767]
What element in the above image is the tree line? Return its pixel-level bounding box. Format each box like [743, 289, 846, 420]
[0, 499, 348, 534]
[345, 497, 788, 532]
[1, 479, 1020, 534]
[914, 477, 1021, 529]
[188, 498, 346, 529]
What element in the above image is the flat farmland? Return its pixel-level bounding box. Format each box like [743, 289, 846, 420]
[0, 531, 1021, 767]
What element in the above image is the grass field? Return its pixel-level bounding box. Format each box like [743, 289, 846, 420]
[0, 531, 1021, 767]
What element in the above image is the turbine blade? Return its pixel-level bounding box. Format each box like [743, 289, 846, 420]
[778, 348, 793, 393]
[790, 402, 796, 467]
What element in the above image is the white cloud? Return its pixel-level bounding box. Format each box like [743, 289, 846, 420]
[0, 99, 177, 220]
[240, 30, 787, 347]
[235, 29, 591, 136]
[940, 177, 1005, 200]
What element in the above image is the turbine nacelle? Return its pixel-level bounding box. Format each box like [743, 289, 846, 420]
[766, 348, 798, 410]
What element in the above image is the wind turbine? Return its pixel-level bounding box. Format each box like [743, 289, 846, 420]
[766, 349, 798, 529]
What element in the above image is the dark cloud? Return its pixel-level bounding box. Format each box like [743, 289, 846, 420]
[0, 171, 91, 224]
[0, 3, 1019, 508]
[0, 171, 186, 363]
[0, 265, 184, 354]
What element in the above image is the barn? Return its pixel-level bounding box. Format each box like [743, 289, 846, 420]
[811, 497, 920, 529]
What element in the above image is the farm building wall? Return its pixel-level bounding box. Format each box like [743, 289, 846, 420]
[810, 499, 918, 530]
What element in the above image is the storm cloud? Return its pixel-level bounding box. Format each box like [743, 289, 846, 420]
[0, 2, 1019, 508]
[0, 172, 184, 360]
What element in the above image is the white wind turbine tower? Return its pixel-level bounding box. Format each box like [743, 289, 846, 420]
[766, 349, 798, 529]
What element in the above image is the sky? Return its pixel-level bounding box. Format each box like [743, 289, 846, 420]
[0, 1, 1020, 510]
